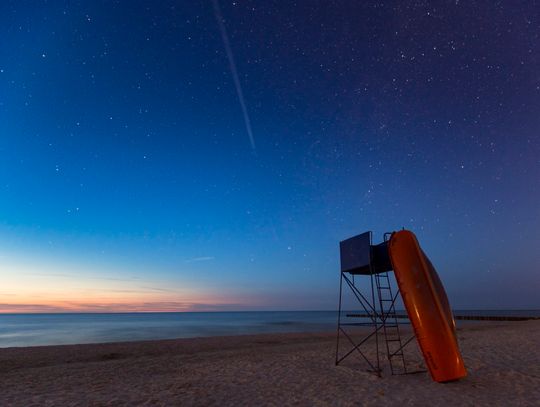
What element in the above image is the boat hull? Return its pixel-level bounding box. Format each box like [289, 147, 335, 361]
[388, 230, 467, 382]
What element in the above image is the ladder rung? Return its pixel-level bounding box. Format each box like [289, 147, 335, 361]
[378, 286, 391, 290]
[386, 339, 402, 342]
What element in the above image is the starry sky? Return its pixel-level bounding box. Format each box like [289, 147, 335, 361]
[0, 1, 539, 312]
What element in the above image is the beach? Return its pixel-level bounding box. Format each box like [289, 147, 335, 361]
[0, 321, 539, 406]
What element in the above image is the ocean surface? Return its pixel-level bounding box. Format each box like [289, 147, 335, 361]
[0, 310, 538, 348]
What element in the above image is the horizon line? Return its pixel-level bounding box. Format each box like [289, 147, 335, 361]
[0, 307, 539, 315]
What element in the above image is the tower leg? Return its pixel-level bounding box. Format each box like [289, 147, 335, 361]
[335, 272, 343, 365]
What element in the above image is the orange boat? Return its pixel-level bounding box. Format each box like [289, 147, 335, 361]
[388, 230, 467, 382]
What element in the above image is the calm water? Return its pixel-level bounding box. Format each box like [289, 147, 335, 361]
[0, 311, 337, 348]
[0, 310, 538, 348]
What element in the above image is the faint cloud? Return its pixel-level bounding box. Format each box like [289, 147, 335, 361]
[0, 301, 251, 313]
[22, 272, 73, 278]
[21, 272, 142, 282]
[99, 276, 142, 282]
[0, 303, 72, 313]
[184, 256, 215, 263]
[100, 286, 177, 294]
[140, 286, 177, 293]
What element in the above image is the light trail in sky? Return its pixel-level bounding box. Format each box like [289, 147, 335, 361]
[212, 0, 257, 152]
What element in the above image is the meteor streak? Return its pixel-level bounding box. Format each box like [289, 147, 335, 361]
[212, 0, 256, 152]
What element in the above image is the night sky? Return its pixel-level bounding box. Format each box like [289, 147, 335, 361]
[1, 1, 539, 312]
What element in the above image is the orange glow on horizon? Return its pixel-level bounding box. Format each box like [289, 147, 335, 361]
[0, 299, 247, 313]
[0, 255, 251, 313]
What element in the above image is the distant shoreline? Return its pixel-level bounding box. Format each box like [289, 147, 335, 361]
[346, 313, 540, 321]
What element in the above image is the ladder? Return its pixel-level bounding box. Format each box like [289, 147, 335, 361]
[375, 271, 407, 375]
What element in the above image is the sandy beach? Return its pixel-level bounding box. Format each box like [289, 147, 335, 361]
[1, 321, 539, 406]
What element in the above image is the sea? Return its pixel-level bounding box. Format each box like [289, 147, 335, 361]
[0, 310, 538, 348]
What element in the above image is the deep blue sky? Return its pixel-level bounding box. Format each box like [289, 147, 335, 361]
[0, 1, 539, 311]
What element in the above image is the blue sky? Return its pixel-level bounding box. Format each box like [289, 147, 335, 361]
[0, 0, 538, 311]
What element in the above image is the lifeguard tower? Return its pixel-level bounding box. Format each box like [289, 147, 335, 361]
[335, 230, 467, 382]
[335, 231, 414, 375]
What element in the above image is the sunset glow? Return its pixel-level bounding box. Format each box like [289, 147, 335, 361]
[0, 253, 253, 313]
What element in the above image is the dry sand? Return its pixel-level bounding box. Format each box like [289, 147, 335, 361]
[0, 321, 539, 406]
